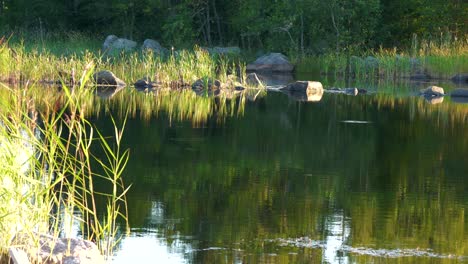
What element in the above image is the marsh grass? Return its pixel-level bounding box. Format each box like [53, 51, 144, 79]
[0, 69, 129, 262]
[295, 36, 468, 80]
[0, 35, 246, 91]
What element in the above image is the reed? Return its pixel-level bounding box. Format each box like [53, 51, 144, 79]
[296, 35, 468, 80]
[0, 70, 129, 262]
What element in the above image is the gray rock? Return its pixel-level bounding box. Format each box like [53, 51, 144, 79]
[419, 86, 444, 97]
[450, 88, 468, 97]
[102, 35, 118, 51]
[245, 73, 263, 87]
[247, 53, 294, 72]
[102, 35, 137, 53]
[142, 39, 168, 55]
[93, 70, 126, 86]
[10, 233, 105, 264]
[451, 73, 468, 84]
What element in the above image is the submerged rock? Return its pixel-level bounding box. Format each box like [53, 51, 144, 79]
[247, 53, 294, 72]
[450, 88, 468, 97]
[93, 70, 126, 87]
[10, 233, 105, 264]
[419, 86, 444, 97]
[451, 73, 468, 84]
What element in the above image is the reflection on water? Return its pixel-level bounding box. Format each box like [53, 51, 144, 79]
[91, 78, 468, 263]
[3, 77, 467, 263]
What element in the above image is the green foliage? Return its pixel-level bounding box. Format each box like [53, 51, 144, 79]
[1, 0, 466, 54]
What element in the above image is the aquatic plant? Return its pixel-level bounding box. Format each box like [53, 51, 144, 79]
[0, 70, 129, 261]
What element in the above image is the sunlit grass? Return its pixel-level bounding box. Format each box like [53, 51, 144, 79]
[0, 71, 129, 261]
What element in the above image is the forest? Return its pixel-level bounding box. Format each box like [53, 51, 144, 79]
[0, 0, 466, 54]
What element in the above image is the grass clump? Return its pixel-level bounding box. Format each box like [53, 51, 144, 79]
[295, 35, 468, 80]
[0, 69, 129, 262]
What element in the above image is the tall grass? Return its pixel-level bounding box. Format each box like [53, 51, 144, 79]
[0, 68, 129, 262]
[0, 36, 246, 90]
[295, 35, 468, 80]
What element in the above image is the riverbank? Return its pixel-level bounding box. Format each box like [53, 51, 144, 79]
[1, 33, 466, 86]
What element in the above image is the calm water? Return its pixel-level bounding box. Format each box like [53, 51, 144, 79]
[91, 77, 468, 263]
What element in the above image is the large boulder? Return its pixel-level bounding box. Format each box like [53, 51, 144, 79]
[141, 39, 168, 55]
[247, 53, 294, 72]
[102, 35, 137, 53]
[450, 88, 468, 97]
[451, 73, 468, 84]
[419, 86, 444, 97]
[10, 233, 105, 264]
[281, 81, 323, 102]
[93, 70, 126, 87]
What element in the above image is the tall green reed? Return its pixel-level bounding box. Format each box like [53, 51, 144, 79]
[0, 67, 129, 261]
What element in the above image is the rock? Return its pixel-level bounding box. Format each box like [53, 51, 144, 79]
[102, 35, 137, 53]
[451, 73, 468, 84]
[102, 35, 118, 51]
[247, 53, 294, 72]
[281, 81, 323, 102]
[192, 78, 221, 90]
[419, 86, 444, 97]
[93, 70, 126, 86]
[10, 233, 105, 264]
[134, 76, 152, 88]
[141, 39, 168, 55]
[207, 46, 241, 55]
[450, 88, 468, 97]
[245, 73, 263, 87]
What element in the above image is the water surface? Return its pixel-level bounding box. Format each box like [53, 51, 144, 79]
[90, 77, 468, 263]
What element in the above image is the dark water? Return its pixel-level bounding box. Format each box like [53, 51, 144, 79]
[92, 77, 468, 263]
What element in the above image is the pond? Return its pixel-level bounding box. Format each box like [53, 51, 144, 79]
[90, 75, 468, 263]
